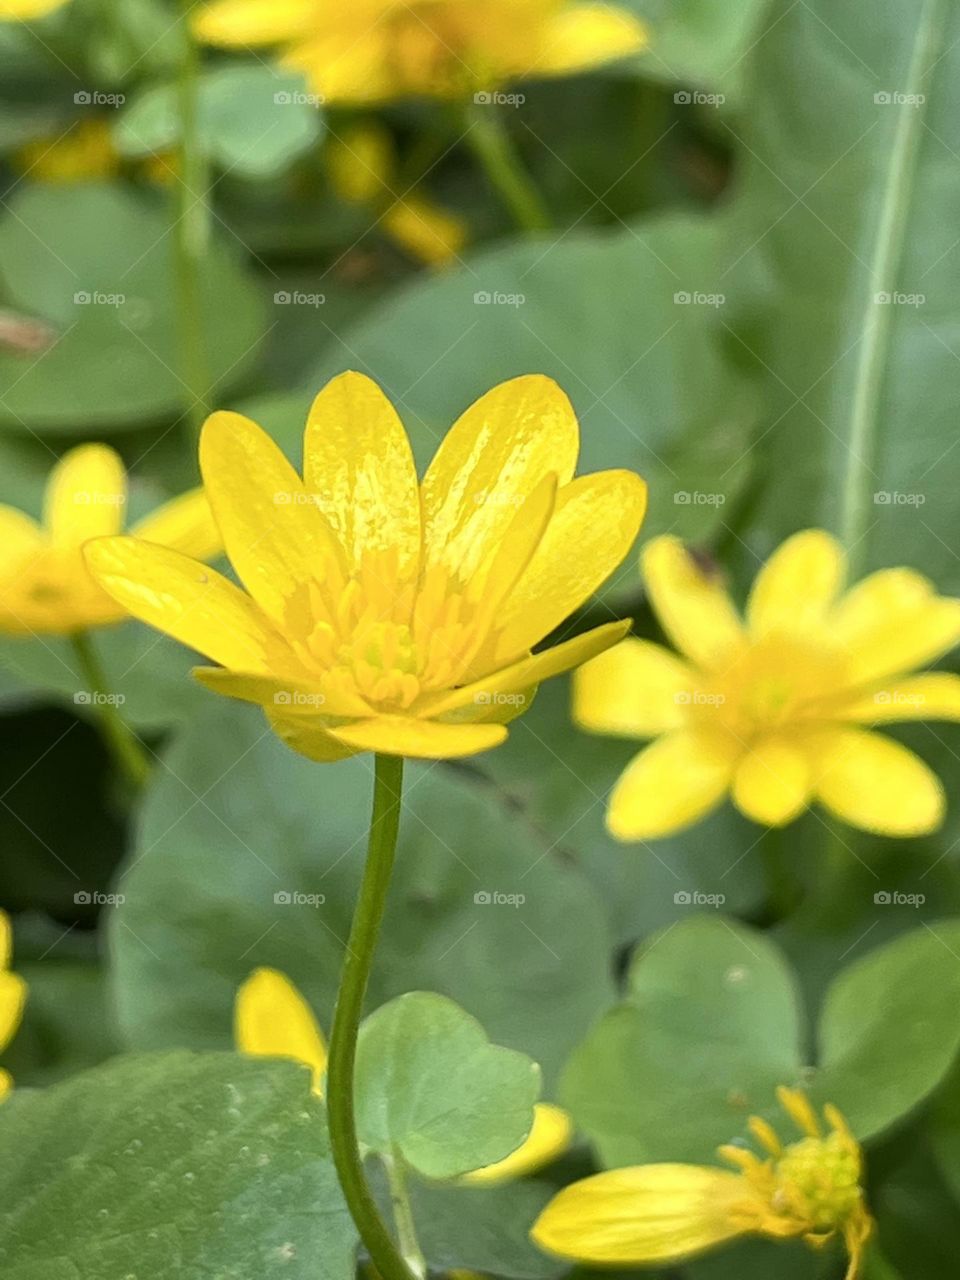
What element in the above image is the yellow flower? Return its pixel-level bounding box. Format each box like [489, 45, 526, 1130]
[532, 1087, 874, 1280]
[0, 444, 221, 636]
[0, 0, 68, 18]
[193, 0, 647, 105]
[0, 911, 27, 1101]
[575, 530, 960, 840]
[328, 124, 468, 269]
[16, 118, 120, 183]
[85, 372, 645, 761]
[235, 967, 571, 1177]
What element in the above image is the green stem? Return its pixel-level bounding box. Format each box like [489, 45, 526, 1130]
[70, 632, 150, 791]
[174, 2, 211, 445]
[382, 1151, 427, 1280]
[463, 104, 551, 233]
[326, 754, 413, 1280]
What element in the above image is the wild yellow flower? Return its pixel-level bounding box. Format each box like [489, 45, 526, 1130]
[0, 0, 68, 18]
[193, 0, 647, 105]
[85, 372, 645, 761]
[328, 124, 468, 269]
[0, 444, 220, 637]
[236, 967, 571, 1179]
[532, 1087, 873, 1280]
[16, 118, 120, 183]
[0, 911, 27, 1101]
[575, 530, 960, 840]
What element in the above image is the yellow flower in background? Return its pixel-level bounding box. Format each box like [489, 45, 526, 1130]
[328, 124, 468, 270]
[0, 911, 27, 1101]
[16, 118, 120, 183]
[236, 967, 571, 1178]
[86, 371, 645, 761]
[0, 444, 220, 636]
[576, 530, 960, 840]
[193, 0, 647, 105]
[532, 1087, 873, 1280]
[0, 0, 68, 18]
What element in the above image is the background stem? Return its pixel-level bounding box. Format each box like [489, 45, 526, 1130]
[70, 631, 150, 791]
[383, 1151, 427, 1280]
[326, 754, 413, 1280]
[464, 104, 551, 233]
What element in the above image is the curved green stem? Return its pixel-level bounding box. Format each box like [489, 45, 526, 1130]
[326, 754, 413, 1280]
[464, 104, 551, 234]
[175, 1, 211, 445]
[70, 631, 150, 791]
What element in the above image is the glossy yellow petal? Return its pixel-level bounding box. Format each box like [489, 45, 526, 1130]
[811, 728, 944, 836]
[574, 638, 695, 738]
[463, 1103, 572, 1186]
[331, 716, 508, 759]
[421, 376, 579, 585]
[421, 620, 631, 719]
[131, 488, 222, 561]
[0, 910, 10, 969]
[534, 3, 646, 78]
[192, 0, 313, 45]
[44, 444, 126, 546]
[0, 971, 27, 1054]
[491, 469, 647, 662]
[607, 729, 737, 841]
[0, 506, 44, 577]
[531, 1164, 753, 1264]
[836, 673, 960, 723]
[302, 372, 420, 581]
[642, 537, 744, 672]
[84, 537, 275, 672]
[267, 708, 360, 763]
[382, 196, 468, 268]
[200, 410, 344, 623]
[0, 1068, 11, 1101]
[731, 737, 812, 827]
[747, 530, 846, 638]
[235, 967, 327, 1095]
[832, 569, 960, 685]
[194, 667, 372, 719]
[0, 0, 69, 17]
[283, 31, 400, 105]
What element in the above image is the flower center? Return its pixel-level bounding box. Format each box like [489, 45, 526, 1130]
[770, 1133, 863, 1233]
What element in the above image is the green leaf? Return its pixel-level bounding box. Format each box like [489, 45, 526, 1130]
[0, 184, 265, 433]
[356, 991, 539, 1179]
[627, 0, 772, 100]
[0, 1051, 357, 1280]
[115, 65, 324, 179]
[110, 701, 614, 1088]
[563, 915, 960, 1166]
[729, 0, 960, 587]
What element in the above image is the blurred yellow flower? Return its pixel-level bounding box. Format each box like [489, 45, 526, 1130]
[328, 124, 468, 269]
[0, 444, 220, 636]
[532, 1087, 873, 1280]
[0, 911, 27, 1102]
[235, 966, 571, 1178]
[86, 371, 645, 761]
[0, 0, 68, 18]
[193, 0, 647, 104]
[576, 530, 960, 839]
[16, 118, 119, 183]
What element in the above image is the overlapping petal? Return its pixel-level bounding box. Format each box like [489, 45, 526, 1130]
[832, 569, 960, 686]
[731, 737, 812, 827]
[131, 488, 222, 561]
[462, 1103, 572, 1185]
[835, 672, 960, 723]
[747, 529, 845, 638]
[607, 729, 737, 840]
[574, 638, 693, 738]
[642, 536, 744, 671]
[44, 444, 126, 546]
[330, 716, 508, 759]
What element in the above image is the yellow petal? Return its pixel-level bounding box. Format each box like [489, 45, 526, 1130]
[0, 506, 43, 578]
[267, 708, 361, 763]
[235, 968, 327, 1095]
[282, 30, 400, 105]
[836, 673, 960, 723]
[0, 971, 27, 1054]
[382, 196, 468, 268]
[331, 716, 508, 759]
[0, 1068, 11, 1101]
[574, 638, 695, 738]
[194, 667, 372, 719]
[731, 737, 812, 827]
[747, 530, 846, 638]
[44, 444, 126, 546]
[131, 488, 222, 561]
[421, 620, 631, 719]
[491, 469, 647, 663]
[84, 537, 275, 671]
[642, 537, 744, 671]
[463, 1103, 572, 1186]
[192, 0, 313, 45]
[811, 728, 945, 836]
[607, 729, 737, 841]
[302, 372, 420, 581]
[200, 410, 344, 624]
[531, 1164, 753, 1264]
[421, 376, 579, 586]
[534, 3, 647, 79]
[832, 569, 960, 685]
[327, 123, 394, 204]
[0, 910, 10, 970]
[0, 0, 69, 17]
